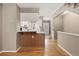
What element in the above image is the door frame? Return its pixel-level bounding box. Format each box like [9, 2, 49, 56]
[43, 20, 51, 36]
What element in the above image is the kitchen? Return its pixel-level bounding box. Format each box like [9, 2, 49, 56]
[0, 3, 63, 56]
[17, 8, 45, 50]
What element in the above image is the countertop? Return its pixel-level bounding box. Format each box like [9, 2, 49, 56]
[18, 30, 45, 34]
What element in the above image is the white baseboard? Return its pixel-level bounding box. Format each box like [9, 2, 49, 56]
[1, 50, 17, 52]
[1, 47, 21, 52]
[16, 47, 21, 52]
[58, 44, 72, 56]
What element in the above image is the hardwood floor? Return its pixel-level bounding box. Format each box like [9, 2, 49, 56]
[0, 39, 63, 56]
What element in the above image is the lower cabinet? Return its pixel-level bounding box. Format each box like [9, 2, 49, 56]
[20, 32, 36, 47]
[20, 32, 45, 48]
[36, 34, 45, 48]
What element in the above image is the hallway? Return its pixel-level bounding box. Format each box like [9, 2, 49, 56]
[0, 39, 63, 56]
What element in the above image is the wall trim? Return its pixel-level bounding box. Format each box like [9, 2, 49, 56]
[16, 47, 21, 52]
[58, 44, 72, 56]
[1, 50, 17, 52]
[1, 47, 21, 53]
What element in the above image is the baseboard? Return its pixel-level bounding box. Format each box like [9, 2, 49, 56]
[1, 50, 17, 52]
[1, 47, 21, 53]
[16, 47, 21, 52]
[57, 44, 72, 56]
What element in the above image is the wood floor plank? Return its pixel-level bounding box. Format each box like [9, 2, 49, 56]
[0, 39, 63, 56]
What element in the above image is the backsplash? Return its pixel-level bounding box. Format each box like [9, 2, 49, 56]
[20, 20, 44, 32]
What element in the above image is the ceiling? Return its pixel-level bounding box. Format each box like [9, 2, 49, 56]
[17, 3, 64, 17]
[18, 3, 64, 8]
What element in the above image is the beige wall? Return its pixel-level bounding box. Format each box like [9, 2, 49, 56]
[54, 4, 79, 56]
[50, 18, 54, 39]
[20, 13, 39, 22]
[57, 11, 79, 56]
[20, 8, 39, 13]
[0, 4, 2, 51]
[16, 5, 20, 49]
[63, 12, 79, 34]
[53, 15, 63, 39]
[58, 31, 79, 56]
[2, 4, 20, 51]
[53, 15, 63, 31]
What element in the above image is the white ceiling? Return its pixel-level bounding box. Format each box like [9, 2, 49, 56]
[18, 3, 63, 8]
[17, 3, 64, 17]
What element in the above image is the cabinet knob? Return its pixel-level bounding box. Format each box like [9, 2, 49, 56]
[32, 35, 34, 39]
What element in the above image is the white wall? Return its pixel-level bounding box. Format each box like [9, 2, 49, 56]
[50, 18, 54, 39]
[53, 4, 79, 56]
[57, 10, 79, 56]
[58, 31, 79, 56]
[2, 4, 19, 51]
[53, 15, 63, 40]
[53, 15, 63, 31]
[63, 12, 79, 34]
[16, 5, 20, 31]
[0, 4, 2, 51]
[16, 5, 20, 49]
[20, 8, 39, 13]
[20, 13, 39, 22]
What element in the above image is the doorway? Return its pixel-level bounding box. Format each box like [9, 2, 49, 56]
[43, 21, 51, 36]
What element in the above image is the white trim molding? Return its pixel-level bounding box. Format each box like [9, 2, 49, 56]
[1, 47, 21, 53]
[1, 50, 17, 52]
[58, 44, 72, 56]
[16, 47, 21, 52]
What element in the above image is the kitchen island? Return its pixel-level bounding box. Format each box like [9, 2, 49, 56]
[18, 31, 45, 48]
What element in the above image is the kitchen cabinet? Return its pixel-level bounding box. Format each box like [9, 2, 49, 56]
[19, 32, 45, 48]
[20, 32, 36, 47]
[36, 34, 45, 48]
